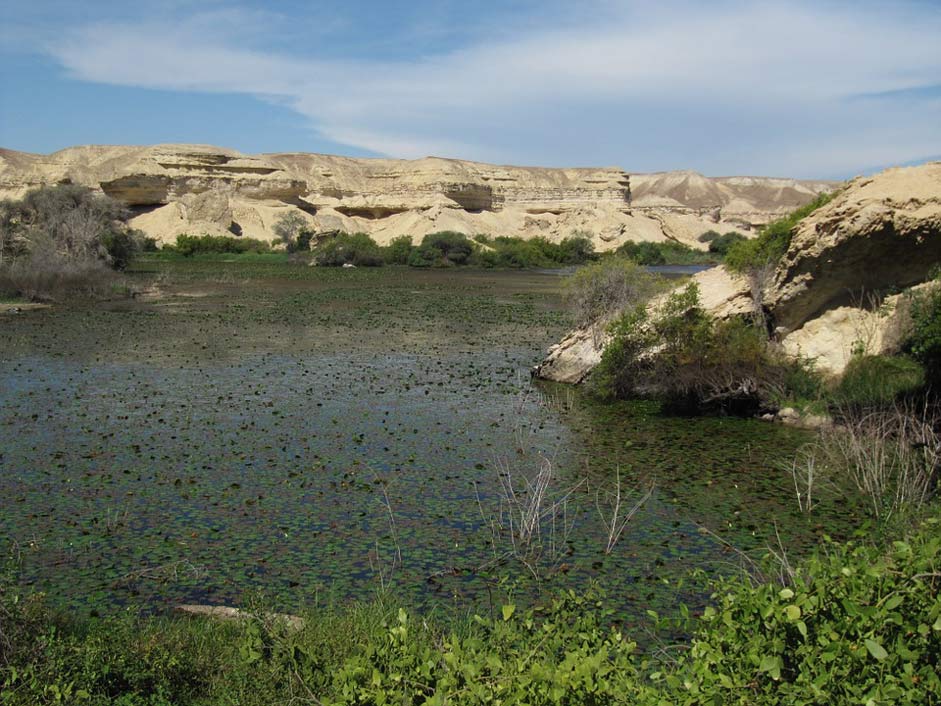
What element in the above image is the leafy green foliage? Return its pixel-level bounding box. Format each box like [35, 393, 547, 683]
[594, 283, 820, 413]
[171, 233, 271, 256]
[312, 232, 384, 267]
[615, 239, 716, 266]
[4, 518, 940, 704]
[905, 282, 941, 387]
[725, 192, 837, 274]
[670, 518, 941, 705]
[408, 231, 475, 267]
[833, 355, 925, 410]
[381, 235, 414, 264]
[706, 231, 748, 257]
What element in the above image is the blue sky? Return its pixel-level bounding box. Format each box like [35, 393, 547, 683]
[1, 1, 939, 178]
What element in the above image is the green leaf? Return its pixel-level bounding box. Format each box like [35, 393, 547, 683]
[759, 654, 782, 680]
[502, 604, 516, 621]
[864, 638, 888, 661]
[785, 605, 802, 621]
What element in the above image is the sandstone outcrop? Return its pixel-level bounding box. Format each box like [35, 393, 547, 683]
[766, 163, 941, 331]
[533, 266, 752, 383]
[0, 144, 833, 249]
[537, 162, 941, 382]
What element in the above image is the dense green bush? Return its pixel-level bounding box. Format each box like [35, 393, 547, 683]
[905, 282, 941, 387]
[313, 232, 384, 267]
[706, 231, 747, 257]
[171, 234, 271, 256]
[407, 231, 474, 267]
[615, 240, 715, 266]
[833, 354, 925, 410]
[594, 283, 816, 413]
[725, 192, 836, 274]
[670, 518, 941, 705]
[381, 235, 414, 265]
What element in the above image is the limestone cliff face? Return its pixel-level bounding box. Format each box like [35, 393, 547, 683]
[766, 163, 941, 332]
[537, 162, 941, 382]
[0, 144, 832, 249]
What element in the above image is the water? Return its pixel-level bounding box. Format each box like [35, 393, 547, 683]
[0, 262, 863, 621]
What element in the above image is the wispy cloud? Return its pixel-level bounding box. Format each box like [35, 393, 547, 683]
[34, 1, 941, 175]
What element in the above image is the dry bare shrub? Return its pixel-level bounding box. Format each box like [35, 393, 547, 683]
[563, 257, 663, 336]
[808, 400, 940, 521]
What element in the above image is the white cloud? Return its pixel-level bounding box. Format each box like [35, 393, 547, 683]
[42, 1, 941, 175]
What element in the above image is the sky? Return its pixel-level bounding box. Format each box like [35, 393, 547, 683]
[1, 0, 939, 178]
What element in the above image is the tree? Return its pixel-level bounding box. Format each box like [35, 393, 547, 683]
[273, 211, 310, 252]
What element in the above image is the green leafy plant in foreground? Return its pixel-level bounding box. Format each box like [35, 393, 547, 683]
[3, 517, 940, 704]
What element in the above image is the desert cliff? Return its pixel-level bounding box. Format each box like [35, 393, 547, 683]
[536, 161, 941, 381]
[0, 144, 833, 249]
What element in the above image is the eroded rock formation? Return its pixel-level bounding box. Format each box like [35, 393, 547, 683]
[537, 162, 941, 381]
[0, 144, 833, 249]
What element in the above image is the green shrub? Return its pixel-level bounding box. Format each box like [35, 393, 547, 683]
[725, 192, 836, 274]
[594, 283, 815, 413]
[615, 240, 715, 266]
[616, 240, 667, 265]
[905, 282, 941, 387]
[833, 355, 925, 410]
[671, 518, 941, 705]
[409, 231, 474, 267]
[313, 232, 383, 267]
[707, 231, 747, 257]
[381, 235, 413, 265]
[172, 234, 271, 256]
[698, 230, 721, 243]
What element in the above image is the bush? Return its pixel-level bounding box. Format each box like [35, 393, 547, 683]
[673, 519, 941, 704]
[706, 231, 747, 257]
[833, 355, 925, 410]
[562, 257, 663, 329]
[905, 282, 941, 387]
[381, 235, 413, 265]
[594, 283, 816, 413]
[172, 234, 271, 256]
[0, 185, 141, 300]
[411, 231, 474, 267]
[615, 240, 715, 266]
[725, 192, 836, 274]
[273, 212, 311, 253]
[312, 232, 383, 267]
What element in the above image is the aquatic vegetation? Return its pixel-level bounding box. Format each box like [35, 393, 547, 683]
[0, 259, 864, 630]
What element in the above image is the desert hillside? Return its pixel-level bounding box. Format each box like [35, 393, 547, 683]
[0, 144, 835, 249]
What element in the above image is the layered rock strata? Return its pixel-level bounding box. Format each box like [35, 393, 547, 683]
[0, 144, 834, 249]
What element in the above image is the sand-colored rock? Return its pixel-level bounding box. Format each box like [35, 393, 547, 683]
[766, 162, 941, 332]
[538, 162, 941, 385]
[176, 604, 304, 630]
[0, 144, 833, 249]
[780, 281, 933, 376]
[534, 265, 752, 383]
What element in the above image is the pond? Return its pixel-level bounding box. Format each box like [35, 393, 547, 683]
[0, 260, 865, 623]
